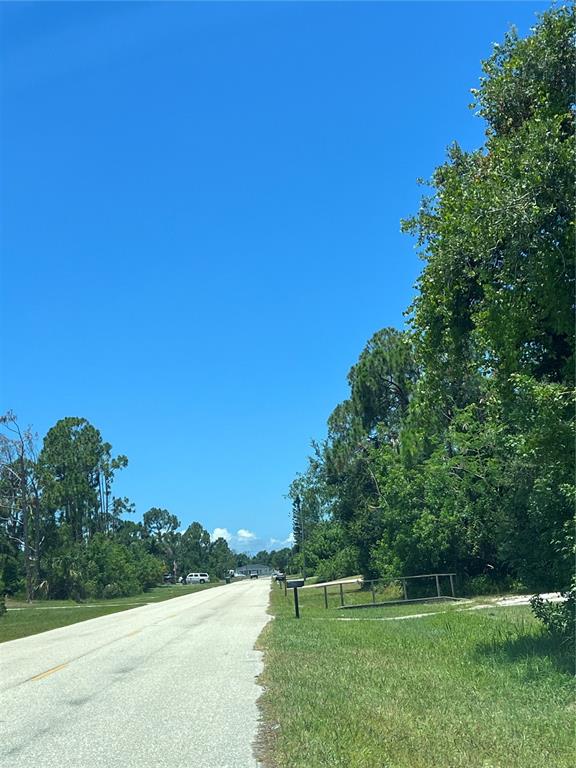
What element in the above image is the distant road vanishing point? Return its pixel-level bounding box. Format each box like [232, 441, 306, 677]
[0, 579, 271, 768]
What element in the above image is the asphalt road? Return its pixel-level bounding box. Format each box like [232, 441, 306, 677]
[0, 579, 271, 768]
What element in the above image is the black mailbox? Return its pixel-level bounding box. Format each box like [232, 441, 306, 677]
[287, 579, 305, 589]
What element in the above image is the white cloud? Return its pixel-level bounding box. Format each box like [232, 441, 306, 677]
[210, 528, 294, 554]
[269, 533, 295, 548]
[211, 527, 232, 543]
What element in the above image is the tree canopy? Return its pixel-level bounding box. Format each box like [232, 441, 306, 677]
[289, 6, 574, 592]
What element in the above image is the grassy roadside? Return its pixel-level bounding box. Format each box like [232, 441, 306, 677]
[257, 584, 575, 768]
[0, 583, 219, 643]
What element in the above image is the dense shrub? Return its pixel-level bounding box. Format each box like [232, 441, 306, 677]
[530, 585, 575, 643]
[132, 545, 165, 591]
[46, 546, 88, 600]
[43, 534, 165, 600]
[82, 535, 165, 598]
[462, 574, 527, 597]
[314, 547, 359, 583]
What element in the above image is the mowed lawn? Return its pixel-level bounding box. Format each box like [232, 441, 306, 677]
[258, 585, 575, 768]
[0, 583, 219, 643]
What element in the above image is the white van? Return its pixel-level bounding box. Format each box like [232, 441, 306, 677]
[186, 572, 210, 584]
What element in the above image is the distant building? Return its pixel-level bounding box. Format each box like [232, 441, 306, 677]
[237, 564, 273, 576]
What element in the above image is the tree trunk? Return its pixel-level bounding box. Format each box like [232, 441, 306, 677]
[33, 487, 41, 592]
[20, 453, 33, 603]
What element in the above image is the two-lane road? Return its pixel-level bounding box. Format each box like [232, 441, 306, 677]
[0, 579, 271, 768]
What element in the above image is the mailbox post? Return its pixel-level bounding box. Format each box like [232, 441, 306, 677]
[287, 579, 305, 619]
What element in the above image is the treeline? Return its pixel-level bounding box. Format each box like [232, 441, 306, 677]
[289, 8, 574, 593]
[235, 548, 294, 573]
[0, 415, 244, 601]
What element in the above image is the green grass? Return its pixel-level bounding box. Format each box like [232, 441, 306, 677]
[258, 585, 575, 768]
[0, 583, 219, 643]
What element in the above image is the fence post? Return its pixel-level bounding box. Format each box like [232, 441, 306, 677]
[339, 583, 344, 607]
[371, 581, 376, 604]
[324, 585, 328, 609]
[449, 574, 455, 598]
[293, 586, 300, 619]
[402, 579, 408, 601]
[435, 574, 441, 598]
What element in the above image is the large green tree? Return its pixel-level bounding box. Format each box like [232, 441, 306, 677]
[39, 417, 128, 542]
[400, 5, 575, 587]
[289, 6, 574, 591]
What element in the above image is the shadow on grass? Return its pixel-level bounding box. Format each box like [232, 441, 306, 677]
[475, 628, 575, 676]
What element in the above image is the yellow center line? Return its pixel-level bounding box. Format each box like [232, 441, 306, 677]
[30, 662, 68, 682]
[28, 629, 142, 683]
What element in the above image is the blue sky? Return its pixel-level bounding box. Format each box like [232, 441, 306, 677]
[0, 1, 548, 553]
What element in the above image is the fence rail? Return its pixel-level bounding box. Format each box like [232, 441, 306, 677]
[307, 572, 459, 610]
